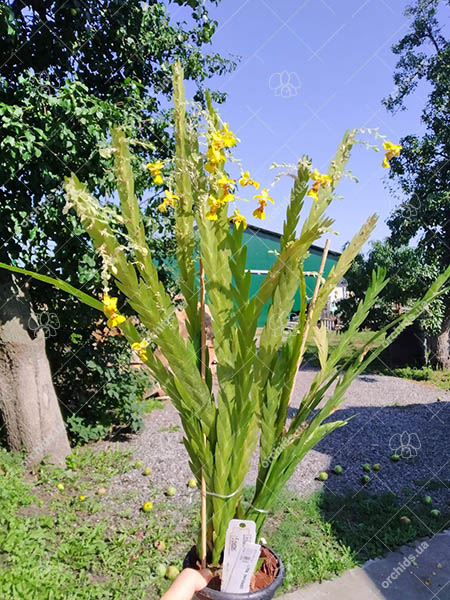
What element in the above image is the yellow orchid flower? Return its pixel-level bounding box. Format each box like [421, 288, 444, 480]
[229, 209, 247, 230]
[132, 339, 149, 362]
[306, 188, 319, 202]
[205, 146, 226, 173]
[216, 175, 235, 194]
[107, 314, 126, 328]
[253, 188, 273, 204]
[146, 161, 164, 185]
[205, 195, 222, 221]
[383, 141, 402, 157]
[310, 169, 332, 187]
[158, 190, 179, 212]
[239, 171, 260, 189]
[219, 123, 240, 148]
[164, 190, 179, 206]
[253, 205, 266, 220]
[382, 141, 402, 168]
[103, 294, 118, 317]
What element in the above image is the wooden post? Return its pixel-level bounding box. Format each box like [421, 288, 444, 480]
[289, 240, 330, 404]
[199, 259, 207, 569]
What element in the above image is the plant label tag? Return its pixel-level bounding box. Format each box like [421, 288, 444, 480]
[224, 542, 261, 594]
[221, 519, 256, 592]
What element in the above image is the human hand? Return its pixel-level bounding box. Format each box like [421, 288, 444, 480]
[160, 568, 213, 600]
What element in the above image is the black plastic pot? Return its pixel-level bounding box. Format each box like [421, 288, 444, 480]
[183, 546, 285, 600]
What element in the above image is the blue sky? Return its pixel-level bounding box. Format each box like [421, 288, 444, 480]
[172, 0, 431, 252]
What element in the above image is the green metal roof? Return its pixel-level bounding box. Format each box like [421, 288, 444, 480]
[242, 224, 340, 326]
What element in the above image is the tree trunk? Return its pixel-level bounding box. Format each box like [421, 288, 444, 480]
[0, 270, 70, 465]
[429, 303, 450, 370]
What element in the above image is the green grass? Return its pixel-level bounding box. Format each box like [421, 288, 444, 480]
[265, 489, 450, 591]
[2, 447, 450, 598]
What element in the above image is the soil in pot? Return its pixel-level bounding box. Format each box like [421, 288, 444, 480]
[184, 545, 280, 593]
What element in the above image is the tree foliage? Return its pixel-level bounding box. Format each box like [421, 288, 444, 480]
[0, 0, 235, 438]
[382, 0, 450, 365]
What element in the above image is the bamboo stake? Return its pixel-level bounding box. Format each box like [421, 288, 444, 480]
[289, 239, 330, 405]
[199, 259, 207, 569]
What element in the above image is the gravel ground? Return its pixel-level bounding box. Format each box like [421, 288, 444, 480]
[96, 368, 450, 512]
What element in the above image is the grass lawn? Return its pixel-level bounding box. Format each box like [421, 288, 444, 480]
[2, 446, 450, 599]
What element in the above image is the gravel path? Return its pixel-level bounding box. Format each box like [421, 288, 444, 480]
[96, 369, 450, 511]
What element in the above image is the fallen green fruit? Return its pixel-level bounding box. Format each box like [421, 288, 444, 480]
[363, 463, 371, 472]
[423, 496, 432, 505]
[155, 564, 166, 577]
[166, 566, 180, 580]
[56, 483, 64, 491]
[362, 475, 370, 484]
[166, 487, 177, 497]
[135, 461, 143, 469]
[188, 478, 198, 488]
[373, 463, 381, 471]
[431, 509, 440, 518]
[143, 468, 152, 476]
[333, 465, 343, 475]
[390, 454, 400, 462]
[318, 472, 328, 481]
[142, 501, 153, 512]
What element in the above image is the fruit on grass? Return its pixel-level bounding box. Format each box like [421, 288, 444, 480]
[79, 495, 85, 501]
[318, 472, 328, 481]
[373, 463, 381, 471]
[423, 495, 432, 505]
[143, 468, 152, 476]
[431, 509, 440, 518]
[391, 454, 400, 462]
[188, 478, 198, 488]
[362, 475, 370, 484]
[155, 540, 166, 551]
[333, 465, 343, 475]
[135, 460, 143, 469]
[57, 483, 64, 491]
[166, 566, 180, 580]
[155, 564, 166, 577]
[142, 501, 153, 512]
[166, 486, 177, 497]
[363, 463, 371, 472]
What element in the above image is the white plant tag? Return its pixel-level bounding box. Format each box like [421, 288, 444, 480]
[221, 519, 256, 592]
[225, 542, 261, 594]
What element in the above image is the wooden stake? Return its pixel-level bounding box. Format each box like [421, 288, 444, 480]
[289, 239, 330, 405]
[199, 259, 207, 569]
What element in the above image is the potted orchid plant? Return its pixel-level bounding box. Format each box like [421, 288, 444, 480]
[2, 64, 448, 598]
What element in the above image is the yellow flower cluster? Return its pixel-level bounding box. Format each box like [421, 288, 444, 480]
[229, 208, 247, 230]
[253, 188, 273, 220]
[382, 141, 402, 169]
[306, 169, 332, 202]
[146, 161, 164, 185]
[158, 190, 179, 213]
[205, 123, 239, 173]
[103, 295, 126, 329]
[132, 339, 149, 362]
